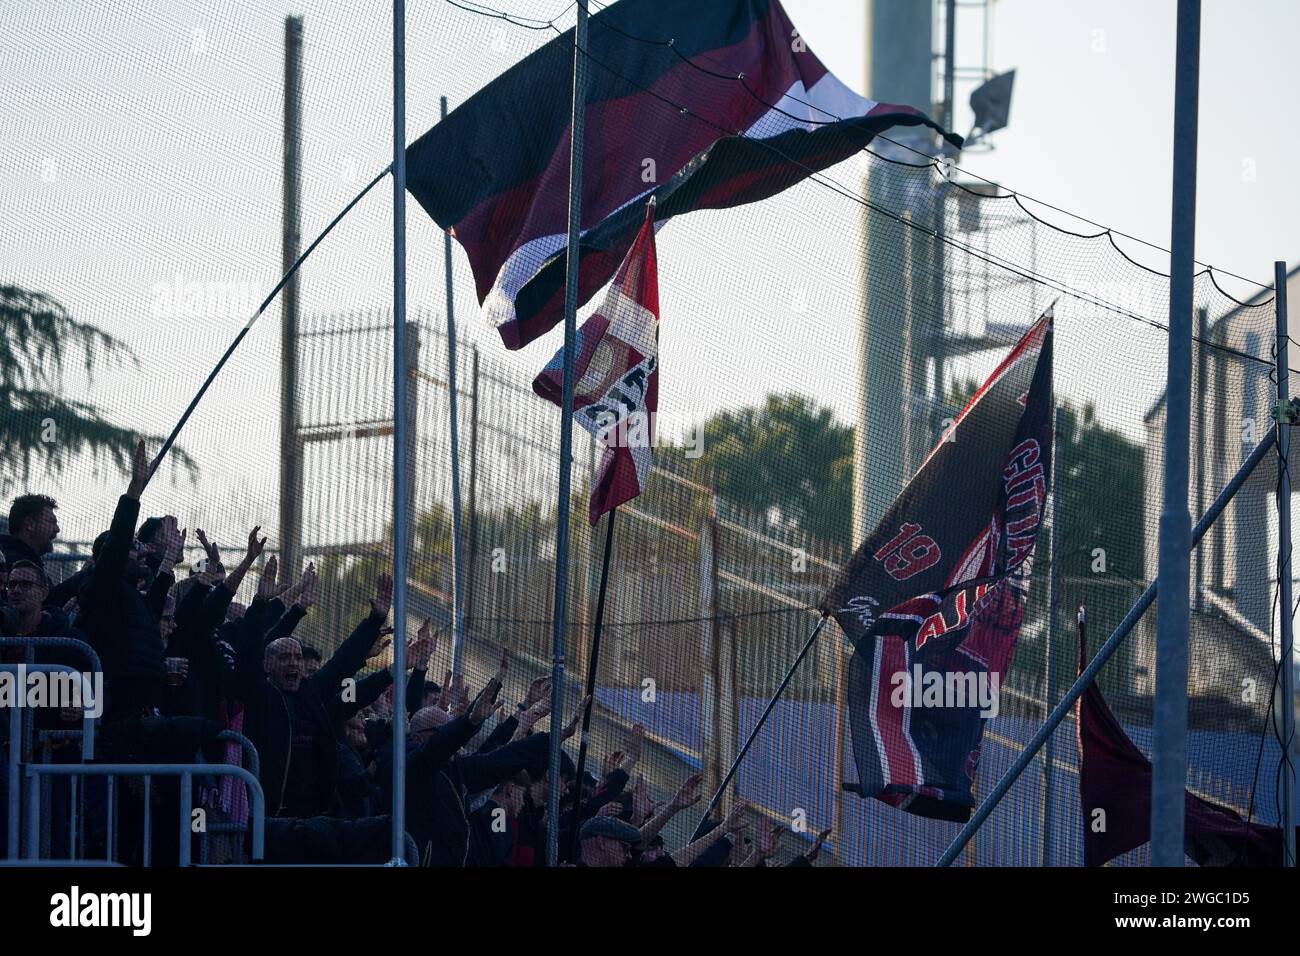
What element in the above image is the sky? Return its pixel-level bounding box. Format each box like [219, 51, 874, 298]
[3, 0, 1299, 543]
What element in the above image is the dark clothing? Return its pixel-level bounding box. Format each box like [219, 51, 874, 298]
[336, 743, 381, 819]
[165, 580, 237, 721]
[280, 692, 336, 817]
[468, 799, 514, 867]
[47, 564, 92, 609]
[0, 532, 45, 569]
[378, 715, 552, 867]
[264, 814, 392, 864]
[265, 604, 308, 643]
[220, 601, 383, 817]
[75, 495, 166, 720]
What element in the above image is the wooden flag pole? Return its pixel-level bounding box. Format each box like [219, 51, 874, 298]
[567, 506, 618, 862]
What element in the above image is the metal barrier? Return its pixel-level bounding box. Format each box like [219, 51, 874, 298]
[214, 730, 260, 779]
[0, 636, 103, 675]
[24, 763, 266, 866]
[196, 730, 263, 865]
[1, 640, 103, 861]
[4, 663, 98, 860]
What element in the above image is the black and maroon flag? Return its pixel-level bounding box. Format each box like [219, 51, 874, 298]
[822, 311, 1054, 821]
[1075, 610, 1291, 866]
[532, 200, 658, 524]
[406, 0, 960, 350]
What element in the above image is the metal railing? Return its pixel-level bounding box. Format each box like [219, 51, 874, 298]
[24, 763, 266, 866]
[4, 663, 98, 859]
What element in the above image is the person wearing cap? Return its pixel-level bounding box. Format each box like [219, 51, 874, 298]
[577, 815, 641, 867]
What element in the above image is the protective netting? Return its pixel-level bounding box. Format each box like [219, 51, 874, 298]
[1, 0, 1294, 866]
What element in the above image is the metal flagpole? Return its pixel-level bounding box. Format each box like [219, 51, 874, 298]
[1274, 259, 1296, 868]
[440, 95, 467, 681]
[389, 0, 409, 865]
[938, 424, 1277, 866]
[568, 507, 617, 862]
[692, 613, 830, 840]
[1042, 405, 1062, 866]
[546, 0, 590, 868]
[1152, 0, 1200, 867]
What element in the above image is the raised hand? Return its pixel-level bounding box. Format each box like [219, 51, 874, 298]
[622, 722, 645, 769]
[407, 617, 435, 670]
[126, 439, 149, 499]
[370, 572, 393, 618]
[244, 526, 267, 565]
[256, 555, 290, 602]
[451, 674, 470, 716]
[523, 675, 550, 709]
[631, 775, 653, 823]
[671, 773, 704, 811]
[469, 674, 502, 725]
[367, 625, 394, 661]
[283, 562, 316, 607]
[297, 563, 317, 608]
[159, 516, 186, 568]
[560, 696, 590, 741]
[601, 750, 626, 778]
[516, 694, 552, 735]
[806, 827, 832, 864]
[721, 801, 750, 834]
[196, 528, 218, 563]
[195, 528, 225, 581]
[436, 670, 453, 711]
[756, 823, 783, 860]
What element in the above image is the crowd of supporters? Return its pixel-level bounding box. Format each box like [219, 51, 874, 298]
[0, 440, 832, 867]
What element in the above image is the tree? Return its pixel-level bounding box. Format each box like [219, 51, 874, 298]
[674, 393, 855, 547]
[943, 377, 1145, 578]
[0, 285, 196, 493]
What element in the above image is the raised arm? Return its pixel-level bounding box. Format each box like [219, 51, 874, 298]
[144, 516, 185, 618]
[670, 802, 749, 868]
[313, 572, 392, 695]
[638, 773, 702, 848]
[266, 563, 315, 640]
[83, 440, 148, 615]
[218, 526, 267, 602]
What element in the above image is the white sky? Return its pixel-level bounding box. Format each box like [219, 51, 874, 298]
[2, 0, 1297, 542]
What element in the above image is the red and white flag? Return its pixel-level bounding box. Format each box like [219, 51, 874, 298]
[533, 201, 659, 524]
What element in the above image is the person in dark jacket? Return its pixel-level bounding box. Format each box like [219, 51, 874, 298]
[3, 560, 85, 643]
[75, 443, 185, 724]
[336, 713, 382, 819]
[378, 657, 582, 867]
[163, 525, 265, 722]
[1, 493, 59, 570]
[221, 561, 391, 818]
[467, 771, 530, 866]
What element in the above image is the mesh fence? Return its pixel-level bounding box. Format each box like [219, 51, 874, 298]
[1, 0, 1295, 866]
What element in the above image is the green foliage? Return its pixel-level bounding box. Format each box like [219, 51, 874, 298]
[670, 393, 855, 547]
[945, 377, 1145, 577]
[0, 285, 197, 492]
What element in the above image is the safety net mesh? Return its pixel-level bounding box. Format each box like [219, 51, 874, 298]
[0, 0, 1293, 866]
